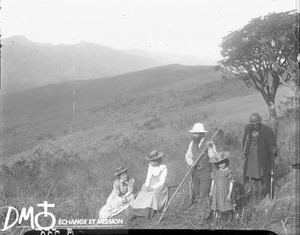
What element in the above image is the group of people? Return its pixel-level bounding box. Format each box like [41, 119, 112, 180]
[99, 112, 278, 223]
[99, 150, 169, 221]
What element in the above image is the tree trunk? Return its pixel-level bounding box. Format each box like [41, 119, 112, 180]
[294, 83, 300, 114]
[263, 96, 278, 138]
[268, 104, 278, 139]
[295, 83, 300, 164]
[267, 102, 277, 123]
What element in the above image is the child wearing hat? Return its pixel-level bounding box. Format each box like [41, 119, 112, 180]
[209, 151, 235, 221]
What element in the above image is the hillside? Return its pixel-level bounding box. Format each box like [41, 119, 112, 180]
[1, 36, 214, 94]
[1, 36, 161, 93]
[0, 62, 295, 233]
[123, 49, 209, 66]
[0, 64, 225, 157]
[0, 62, 292, 163]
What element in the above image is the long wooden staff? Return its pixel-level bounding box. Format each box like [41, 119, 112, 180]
[157, 120, 226, 225]
[243, 134, 249, 156]
[270, 152, 275, 199]
[270, 121, 279, 200]
[242, 134, 249, 188]
[242, 134, 249, 172]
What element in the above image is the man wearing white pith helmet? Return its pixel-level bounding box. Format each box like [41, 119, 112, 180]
[185, 122, 217, 205]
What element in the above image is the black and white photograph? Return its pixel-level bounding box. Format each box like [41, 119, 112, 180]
[0, 0, 299, 234]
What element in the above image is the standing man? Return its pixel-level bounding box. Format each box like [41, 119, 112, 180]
[242, 113, 278, 203]
[185, 123, 217, 205]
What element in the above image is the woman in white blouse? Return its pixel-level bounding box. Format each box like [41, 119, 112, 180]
[128, 150, 168, 221]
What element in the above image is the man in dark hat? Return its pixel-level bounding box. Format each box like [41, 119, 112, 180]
[242, 113, 278, 203]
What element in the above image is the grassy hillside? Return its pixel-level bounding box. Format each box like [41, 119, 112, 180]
[0, 64, 296, 233]
[0, 64, 255, 158]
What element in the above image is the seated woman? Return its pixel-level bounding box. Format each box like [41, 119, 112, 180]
[128, 150, 168, 221]
[99, 166, 135, 219]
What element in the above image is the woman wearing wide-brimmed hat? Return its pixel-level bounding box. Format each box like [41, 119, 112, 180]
[128, 150, 168, 221]
[99, 166, 135, 219]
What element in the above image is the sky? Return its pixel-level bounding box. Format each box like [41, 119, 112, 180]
[1, 0, 297, 64]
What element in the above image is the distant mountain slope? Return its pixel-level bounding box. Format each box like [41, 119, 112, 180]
[1, 64, 219, 113]
[1, 36, 161, 93]
[0, 60, 292, 161]
[0, 64, 228, 157]
[123, 49, 209, 66]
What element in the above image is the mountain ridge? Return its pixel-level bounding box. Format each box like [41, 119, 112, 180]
[0, 63, 231, 157]
[1, 36, 161, 93]
[1, 36, 210, 94]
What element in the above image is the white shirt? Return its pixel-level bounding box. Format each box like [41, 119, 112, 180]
[145, 164, 167, 189]
[185, 140, 217, 166]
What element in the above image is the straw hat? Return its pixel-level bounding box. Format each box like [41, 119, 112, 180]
[189, 123, 207, 133]
[209, 151, 230, 163]
[114, 166, 128, 176]
[145, 150, 164, 161]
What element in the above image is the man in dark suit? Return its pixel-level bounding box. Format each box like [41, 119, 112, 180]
[242, 113, 278, 202]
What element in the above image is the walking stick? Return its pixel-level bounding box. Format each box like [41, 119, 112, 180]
[242, 134, 249, 181]
[242, 134, 251, 196]
[270, 153, 275, 200]
[243, 134, 249, 157]
[157, 120, 226, 225]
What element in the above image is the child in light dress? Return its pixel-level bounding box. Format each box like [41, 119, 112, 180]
[209, 151, 235, 221]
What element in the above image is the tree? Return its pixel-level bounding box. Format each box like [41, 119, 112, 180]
[218, 11, 298, 127]
[259, 11, 299, 97]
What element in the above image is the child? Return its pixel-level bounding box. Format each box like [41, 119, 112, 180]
[209, 151, 235, 222]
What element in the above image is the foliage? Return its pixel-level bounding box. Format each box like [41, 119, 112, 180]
[0, 69, 297, 233]
[138, 116, 165, 130]
[259, 13, 300, 94]
[0, 106, 296, 233]
[219, 10, 298, 120]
